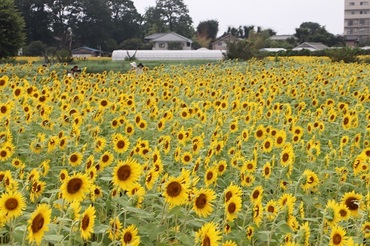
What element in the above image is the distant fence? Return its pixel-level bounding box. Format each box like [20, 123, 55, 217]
[112, 49, 226, 61]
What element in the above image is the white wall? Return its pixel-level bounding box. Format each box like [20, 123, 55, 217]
[112, 50, 226, 61]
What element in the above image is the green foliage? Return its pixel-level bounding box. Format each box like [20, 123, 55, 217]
[0, 0, 25, 59]
[224, 39, 254, 60]
[55, 49, 73, 63]
[119, 38, 152, 50]
[326, 47, 360, 63]
[23, 40, 47, 56]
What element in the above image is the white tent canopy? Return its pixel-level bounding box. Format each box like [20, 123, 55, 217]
[112, 49, 226, 61]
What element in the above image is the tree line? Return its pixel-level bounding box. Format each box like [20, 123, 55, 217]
[2, 0, 364, 60]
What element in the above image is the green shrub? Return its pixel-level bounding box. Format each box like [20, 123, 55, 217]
[326, 47, 360, 63]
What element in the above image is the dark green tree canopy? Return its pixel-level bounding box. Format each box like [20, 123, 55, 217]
[197, 20, 219, 41]
[294, 22, 344, 47]
[0, 0, 26, 58]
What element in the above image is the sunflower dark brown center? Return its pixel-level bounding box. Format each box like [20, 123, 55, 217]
[67, 178, 82, 194]
[195, 194, 207, 209]
[228, 202, 236, 213]
[5, 198, 18, 210]
[0, 150, 7, 157]
[202, 235, 211, 246]
[0, 106, 7, 114]
[225, 191, 232, 202]
[256, 130, 263, 137]
[81, 214, 90, 230]
[268, 206, 274, 213]
[282, 153, 289, 162]
[117, 140, 125, 149]
[123, 231, 133, 243]
[70, 154, 78, 163]
[102, 155, 109, 162]
[206, 172, 213, 180]
[332, 233, 342, 244]
[117, 165, 131, 181]
[252, 190, 260, 199]
[31, 214, 44, 233]
[345, 197, 359, 210]
[166, 181, 181, 197]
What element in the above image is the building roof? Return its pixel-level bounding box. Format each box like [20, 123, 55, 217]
[212, 34, 239, 44]
[72, 46, 111, 55]
[260, 48, 287, 52]
[144, 32, 192, 43]
[292, 42, 329, 51]
[269, 35, 296, 41]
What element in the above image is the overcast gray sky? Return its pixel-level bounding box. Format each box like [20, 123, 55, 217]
[134, 0, 344, 36]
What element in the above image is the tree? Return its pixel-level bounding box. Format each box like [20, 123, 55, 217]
[294, 22, 344, 47]
[195, 20, 219, 48]
[148, 0, 194, 37]
[0, 0, 26, 59]
[15, 0, 55, 45]
[108, 0, 142, 44]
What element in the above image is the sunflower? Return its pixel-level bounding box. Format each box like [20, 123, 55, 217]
[192, 188, 216, 218]
[107, 217, 122, 241]
[112, 133, 130, 153]
[342, 113, 351, 130]
[99, 151, 114, 168]
[253, 202, 263, 226]
[204, 166, 218, 187]
[337, 203, 350, 221]
[225, 195, 242, 222]
[262, 161, 272, 179]
[250, 185, 264, 204]
[80, 205, 96, 240]
[30, 179, 46, 203]
[325, 200, 340, 227]
[195, 222, 221, 246]
[301, 169, 319, 192]
[112, 158, 142, 191]
[68, 151, 83, 167]
[240, 172, 255, 187]
[69, 200, 81, 220]
[27, 203, 52, 246]
[262, 137, 274, 153]
[254, 124, 265, 141]
[125, 122, 135, 136]
[246, 226, 254, 240]
[60, 173, 91, 203]
[329, 226, 347, 246]
[224, 183, 243, 203]
[121, 224, 140, 246]
[59, 169, 69, 182]
[215, 160, 227, 176]
[11, 157, 24, 169]
[0, 190, 26, 220]
[265, 199, 278, 220]
[362, 222, 370, 239]
[94, 136, 106, 152]
[222, 240, 238, 246]
[243, 159, 257, 173]
[127, 183, 146, 208]
[341, 191, 363, 217]
[162, 176, 189, 208]
[145, 169, 159, 191]
[280, 143, 295, 167]
[90, 184, 103, 202]
[181, 151, 193, 165]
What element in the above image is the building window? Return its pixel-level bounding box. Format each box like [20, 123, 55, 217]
[349, 2, 355, 5]
[159, 43, 165, 48]
[360, 10, 368, 14]
[360, 1, 369, 5]
[348, 20, 354, 26]
[351, 11, 356, 15]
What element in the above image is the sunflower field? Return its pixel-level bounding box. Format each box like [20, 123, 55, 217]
[0, 57, 370, 246]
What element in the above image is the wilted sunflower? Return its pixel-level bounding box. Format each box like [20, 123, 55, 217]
[341, 191, 363, 217]
[112, 158, 142, 191]
[60, 173, 91, 203]
[329, 225, 347, 246]
[192, 188, 216, 218]
[107, 217, 122, 241]
[195, 222, 221, 246]
[0, 190, 26, 220]
[121, 224, 140, 246]
[80, 205, 96, 240]
[163, 176, 189, 208]
[27, 203, 52, 246]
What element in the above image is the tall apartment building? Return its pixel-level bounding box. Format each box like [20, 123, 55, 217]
[344, 0, 370, 43]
